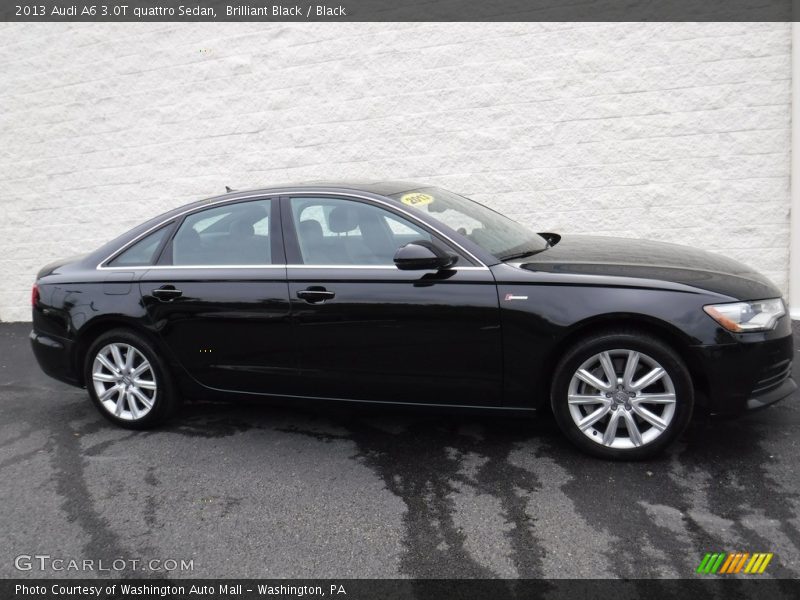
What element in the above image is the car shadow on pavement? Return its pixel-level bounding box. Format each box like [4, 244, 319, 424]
[5, 321, 798, 580]
[142, 393, 798, 579]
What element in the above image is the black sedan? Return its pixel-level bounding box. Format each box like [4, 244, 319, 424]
[30, 182, 795, 459]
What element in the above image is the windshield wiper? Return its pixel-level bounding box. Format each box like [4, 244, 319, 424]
[500, 249, 546, 262]
[500, 232, 561, 261]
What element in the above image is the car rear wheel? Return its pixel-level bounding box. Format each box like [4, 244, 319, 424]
[551, 330, 693, 460]
[84, 329, 179, 429]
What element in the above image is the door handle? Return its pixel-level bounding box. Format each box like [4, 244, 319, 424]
[152, 285, 183, 301]
[296, 287, 335, 304]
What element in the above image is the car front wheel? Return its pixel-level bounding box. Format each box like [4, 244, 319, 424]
[551, 331, 694, 460]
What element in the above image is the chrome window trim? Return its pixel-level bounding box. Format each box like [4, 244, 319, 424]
[97, 192, 282, 270]
[96, 191, 488, 271]
[99, 264, 485, 272]
[286, 264, 487, 271]
[102, 264, 287, 271]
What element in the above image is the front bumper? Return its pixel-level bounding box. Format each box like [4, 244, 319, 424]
[689, 327, 795, 415]
[30, 329, 81, 387]
[746, 376, 796, 411]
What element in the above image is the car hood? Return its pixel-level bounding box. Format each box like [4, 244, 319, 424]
[515, 235, 780, 300]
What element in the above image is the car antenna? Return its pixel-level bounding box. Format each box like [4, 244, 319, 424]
[225, 186, 236, 193]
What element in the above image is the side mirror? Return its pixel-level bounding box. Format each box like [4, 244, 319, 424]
[393, 241, 458, 271]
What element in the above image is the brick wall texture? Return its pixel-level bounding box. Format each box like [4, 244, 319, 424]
[0, 22, 792, 321]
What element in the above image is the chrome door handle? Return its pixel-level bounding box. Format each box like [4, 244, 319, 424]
[296, 288, 335, 304]
[152, 285, 183, 301]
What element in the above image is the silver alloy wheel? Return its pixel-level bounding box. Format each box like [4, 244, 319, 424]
[91, 343, 157, 421]
[567, 349, 677, 449]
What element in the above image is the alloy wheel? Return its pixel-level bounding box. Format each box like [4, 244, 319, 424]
[567, 349, 677, 449]
[91, 343, 157, 421]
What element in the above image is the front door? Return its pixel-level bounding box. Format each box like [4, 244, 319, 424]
[282, 195, 502, 407]
[140, 197, 297, 395]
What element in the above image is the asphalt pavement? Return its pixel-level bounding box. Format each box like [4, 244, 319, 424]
[1, 322, 798, 579]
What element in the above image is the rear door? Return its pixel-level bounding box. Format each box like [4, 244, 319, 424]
[139, 197, 297, 395]
[282, 194, 503, 406]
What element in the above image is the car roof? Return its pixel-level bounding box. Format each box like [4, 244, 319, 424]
[84, 181, 441, 266]
[217, 180, 428, 200]
[128, 181, 429, 234]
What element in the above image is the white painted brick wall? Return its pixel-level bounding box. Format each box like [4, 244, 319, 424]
[0, 22, 791, 321]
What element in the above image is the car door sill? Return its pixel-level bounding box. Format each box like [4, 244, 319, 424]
[195, 385, 537, 411]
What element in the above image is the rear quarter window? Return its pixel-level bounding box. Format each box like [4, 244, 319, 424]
[107, 225, 171, 267]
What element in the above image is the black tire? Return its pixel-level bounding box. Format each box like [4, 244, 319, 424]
[550, 330, 693, 460]
[84, 328, 180, 429]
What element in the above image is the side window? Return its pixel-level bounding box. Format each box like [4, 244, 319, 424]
[172, 200, 272, 266]
[108, 225, 171, 267]
[290, 197, 434, 266]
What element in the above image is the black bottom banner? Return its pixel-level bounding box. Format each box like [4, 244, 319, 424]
[3, 579, 800, 600]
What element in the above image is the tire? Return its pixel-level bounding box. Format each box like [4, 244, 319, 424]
[84, 328, 180, 429]
[550, 330, 693, 460]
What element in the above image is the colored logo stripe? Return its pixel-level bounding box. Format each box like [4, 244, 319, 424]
[697, 552, 773, 574]
[697, 553, 726, 574]
[719, 553, 736, 573]
[745, 553, 774, 574]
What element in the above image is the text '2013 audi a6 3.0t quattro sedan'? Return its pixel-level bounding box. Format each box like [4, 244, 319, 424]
[30, 182, 795, 459]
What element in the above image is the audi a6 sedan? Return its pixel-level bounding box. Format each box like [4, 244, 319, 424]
[31, 182, 795, 459]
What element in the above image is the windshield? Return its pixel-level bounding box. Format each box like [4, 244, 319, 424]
[389, 187, 549, 260]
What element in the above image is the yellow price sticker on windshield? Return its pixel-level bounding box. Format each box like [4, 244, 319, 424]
[400, 193, 434, 207]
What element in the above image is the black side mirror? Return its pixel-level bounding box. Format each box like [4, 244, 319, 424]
[393, 241, 458, 271]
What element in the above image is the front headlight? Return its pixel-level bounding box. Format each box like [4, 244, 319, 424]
[703, 298, 786, 332]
